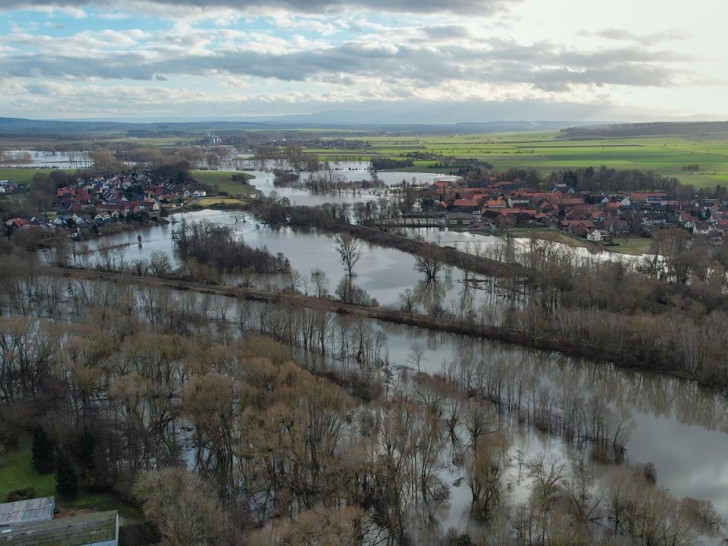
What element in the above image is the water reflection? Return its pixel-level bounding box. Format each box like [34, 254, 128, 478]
[378, 324, 728, 516]
[37, 201, 728, 523]
[62, 210, 510, 314]
[22, 268, 728, 526]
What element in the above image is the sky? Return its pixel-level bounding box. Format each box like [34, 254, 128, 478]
[0, 0, 726, 123]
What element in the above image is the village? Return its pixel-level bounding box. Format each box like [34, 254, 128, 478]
[430, 177, 725, 244]
[3, 170, 208, 236]
[3, 167, 725, 250]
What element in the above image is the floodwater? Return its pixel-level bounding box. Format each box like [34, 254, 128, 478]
[239, 163, 457, 207]
[38, 161, 728, 536]
[58, 208, 728, 522]
[66, 209, 512, 318]
[324, 316, 728, 540]
[1, 150, 92, 169]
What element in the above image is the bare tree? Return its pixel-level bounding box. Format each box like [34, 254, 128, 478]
[399, 288, 416, 314]
[528, 454, 566, 545]
[335, 233, 361, 278]
[310, 268, 330, 298]
[288, 269, 302, 293]
[414, 246, 444, 281]
[468, 432, 508, 521]
[132, 467, 234, 545]
[148, 251, 172, 276]
[407, 343, 427, 373]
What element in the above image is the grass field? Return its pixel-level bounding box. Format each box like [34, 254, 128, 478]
[605, 236, 654, 256]
[190, 170, 258, 197]
[0, 167, 56, 185]
[0, 450, 56, 501]
[340, 131, 728, 188]
[193, 196, 248, 208]
[105, 137, 198, 146]
[4, 129, 728, 190]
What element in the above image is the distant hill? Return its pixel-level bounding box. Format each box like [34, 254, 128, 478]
[0, 117, 271, 137]
[560, 121, 728, 139]
[14, 116, 720, 139]
[0, 116, 588, 138]
[0, 117, 132, 136]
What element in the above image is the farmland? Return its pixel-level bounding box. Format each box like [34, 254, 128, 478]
[318, 130, 728, 188]
[188, 170, 257, 197]
[2, 125, 728, 190]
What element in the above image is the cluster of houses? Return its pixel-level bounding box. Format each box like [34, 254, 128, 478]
[4, 168, 726, 245]
[432, 179, 727, 242]
[0, 179, 23, 195]
[5, 171, 209, 236]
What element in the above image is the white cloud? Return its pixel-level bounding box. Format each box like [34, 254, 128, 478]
[0, 0, 725, 121]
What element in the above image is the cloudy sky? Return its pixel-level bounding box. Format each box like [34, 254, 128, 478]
[0, 0, 726, 123]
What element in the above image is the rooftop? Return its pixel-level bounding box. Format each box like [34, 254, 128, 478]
[0, 510, 118, 546]
[0, 497, 55, 527]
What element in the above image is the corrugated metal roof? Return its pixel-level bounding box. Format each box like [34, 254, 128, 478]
[0, 510, 118, 546]
[0, 497, 55, 526]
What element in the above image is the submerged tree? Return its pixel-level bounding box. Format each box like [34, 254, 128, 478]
[310, 268, 330, 298]
[414, 246, 445, 281]
[335, 233, 361, 278]
[132, 467, 234, 546]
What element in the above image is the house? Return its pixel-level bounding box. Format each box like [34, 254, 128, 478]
[0, 497, 118, 546]
[586, 228, 603, 242]
[446, 211, 475, 226]
[604, 218, 630, 235]
[693, 221, 714, 235]
[452, 198, 481, 213]
[5, 217, 30, 230]
[560, 219, 596, 237]
[483, 197, 507, 209]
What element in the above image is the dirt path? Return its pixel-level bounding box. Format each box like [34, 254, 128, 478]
[46, 265, 509, 339]
[45, 265, 696, 386]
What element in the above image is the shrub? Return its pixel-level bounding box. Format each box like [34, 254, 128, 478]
[7, 487, 35, 502]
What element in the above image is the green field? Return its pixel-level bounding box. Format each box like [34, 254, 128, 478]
[606, 236, 654, 256]
[0, 450, 56, 501]
[104, 136, 199, 146]
[336, 131, 728, 188]
[4, 128, 728, 190]
[190, 170, 258, 197]
[0, 167, 56, 185]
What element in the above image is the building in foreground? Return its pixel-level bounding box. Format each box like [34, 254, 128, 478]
[0, 497, 119, 546]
